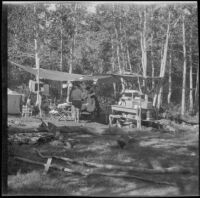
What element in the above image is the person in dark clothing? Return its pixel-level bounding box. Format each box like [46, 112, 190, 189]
[85, 88, 101, 117]
[70, 84, 82, 122]
[91, 94, 101, 117]
[41, 95, 50, 116]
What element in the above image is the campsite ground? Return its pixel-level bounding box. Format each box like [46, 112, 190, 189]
[6, 115, 199, 196]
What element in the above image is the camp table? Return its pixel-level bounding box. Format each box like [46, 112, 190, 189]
[110, 105, 142, 129]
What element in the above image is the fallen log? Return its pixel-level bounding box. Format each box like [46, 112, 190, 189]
[14, 156, 80, 174]
[91, 172, 176, 186]
[36, 135, 55, 145]
[35, 149, 95, 168]
[166, 114, 199, 125]
[8, 127, 39, 134]
[177, 118, 199, 125]
[35, 149, 194, 174]
[8, 133, 55, 145]
[141, 120, 163, 129]
[14, 156, 175, 186]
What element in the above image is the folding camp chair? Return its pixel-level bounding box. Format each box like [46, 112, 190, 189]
[22, 105, 33, 117]
[57, 103, 74, 121]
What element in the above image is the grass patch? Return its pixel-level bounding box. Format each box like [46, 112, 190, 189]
[7, 116, 199, 196]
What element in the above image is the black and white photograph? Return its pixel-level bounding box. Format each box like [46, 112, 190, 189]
[2, 1, 199, 196]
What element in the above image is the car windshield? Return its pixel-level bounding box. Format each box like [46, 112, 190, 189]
[123, 92, 152, 102]
[124, 93, 132, 97]
[148, 97, 153, 102]
[124, 92, 144, 98]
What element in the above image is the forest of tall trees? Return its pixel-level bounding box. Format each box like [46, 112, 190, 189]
[7, 2, 198, 115]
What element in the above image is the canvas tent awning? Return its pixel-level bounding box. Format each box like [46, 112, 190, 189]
[112, 73, 163, 79]
[39, 68, 85, 81]
[9, 61, 113, 82]
[10, 60, 162, 83]
[9, 61, 85, 81]
[79, 75, 112, 81]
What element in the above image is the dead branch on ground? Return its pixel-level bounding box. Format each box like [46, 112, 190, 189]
[35, 149, 194, 174]
[14, 156, 176, 186]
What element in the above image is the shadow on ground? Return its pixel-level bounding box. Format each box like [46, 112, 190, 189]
[7, 116, 199, 196]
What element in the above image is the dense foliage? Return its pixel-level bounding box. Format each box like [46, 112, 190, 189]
[7, 2, 198, 114]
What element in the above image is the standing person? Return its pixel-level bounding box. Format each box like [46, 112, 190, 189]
[81, 89, 96, 113]
[91, 92, 101, 118]
[41, 95, 50, 116]
[70, 84, 82, 123]
[26, 93, 31, 107]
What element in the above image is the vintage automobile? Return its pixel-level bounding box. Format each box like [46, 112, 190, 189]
[118, 89, 153, 109]
[109, 89, 155, 127]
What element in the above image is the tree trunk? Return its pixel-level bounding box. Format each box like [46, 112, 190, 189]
[181, 15, 187, 116]
[67, 3, 77, 103]
[111, 35, 117, 97]
[157, 42, 162, 108]
[111, 36, 115, 72]
[115, 26, 122, 74]
[140, 10, 147, 83]
[151, 34, 155, 89]
[189, 28, 193, 112]
[115, 24, 125, 93]
[140, 10, 148, 102]
[120, 78, 126, 93]
[119, 17, 126, 72]
[156, 45, 163, 109]
[60, 19, 63, 72]
[124, 30, 132, 73]
[153, 94, 157, 107]
[60, 22, 63, 99]
[168, 50, 172, 104]
[113, 82, 117, 98]
[34, 37, 40, 104]
[157, 12, 171, 109]
[194, 64, 199, 114]
[34, 5, 41, 117]
[157, 86, 163, 109]
[66, 49, 73, 103]
[150, 9, 155, 90]
[123, 10, 132, 73]
[119, 18, 126, 92]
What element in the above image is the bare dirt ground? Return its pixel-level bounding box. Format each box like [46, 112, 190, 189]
[7, 115, 199, 196]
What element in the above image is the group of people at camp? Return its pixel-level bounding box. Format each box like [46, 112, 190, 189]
[24, 82, 99, 122]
